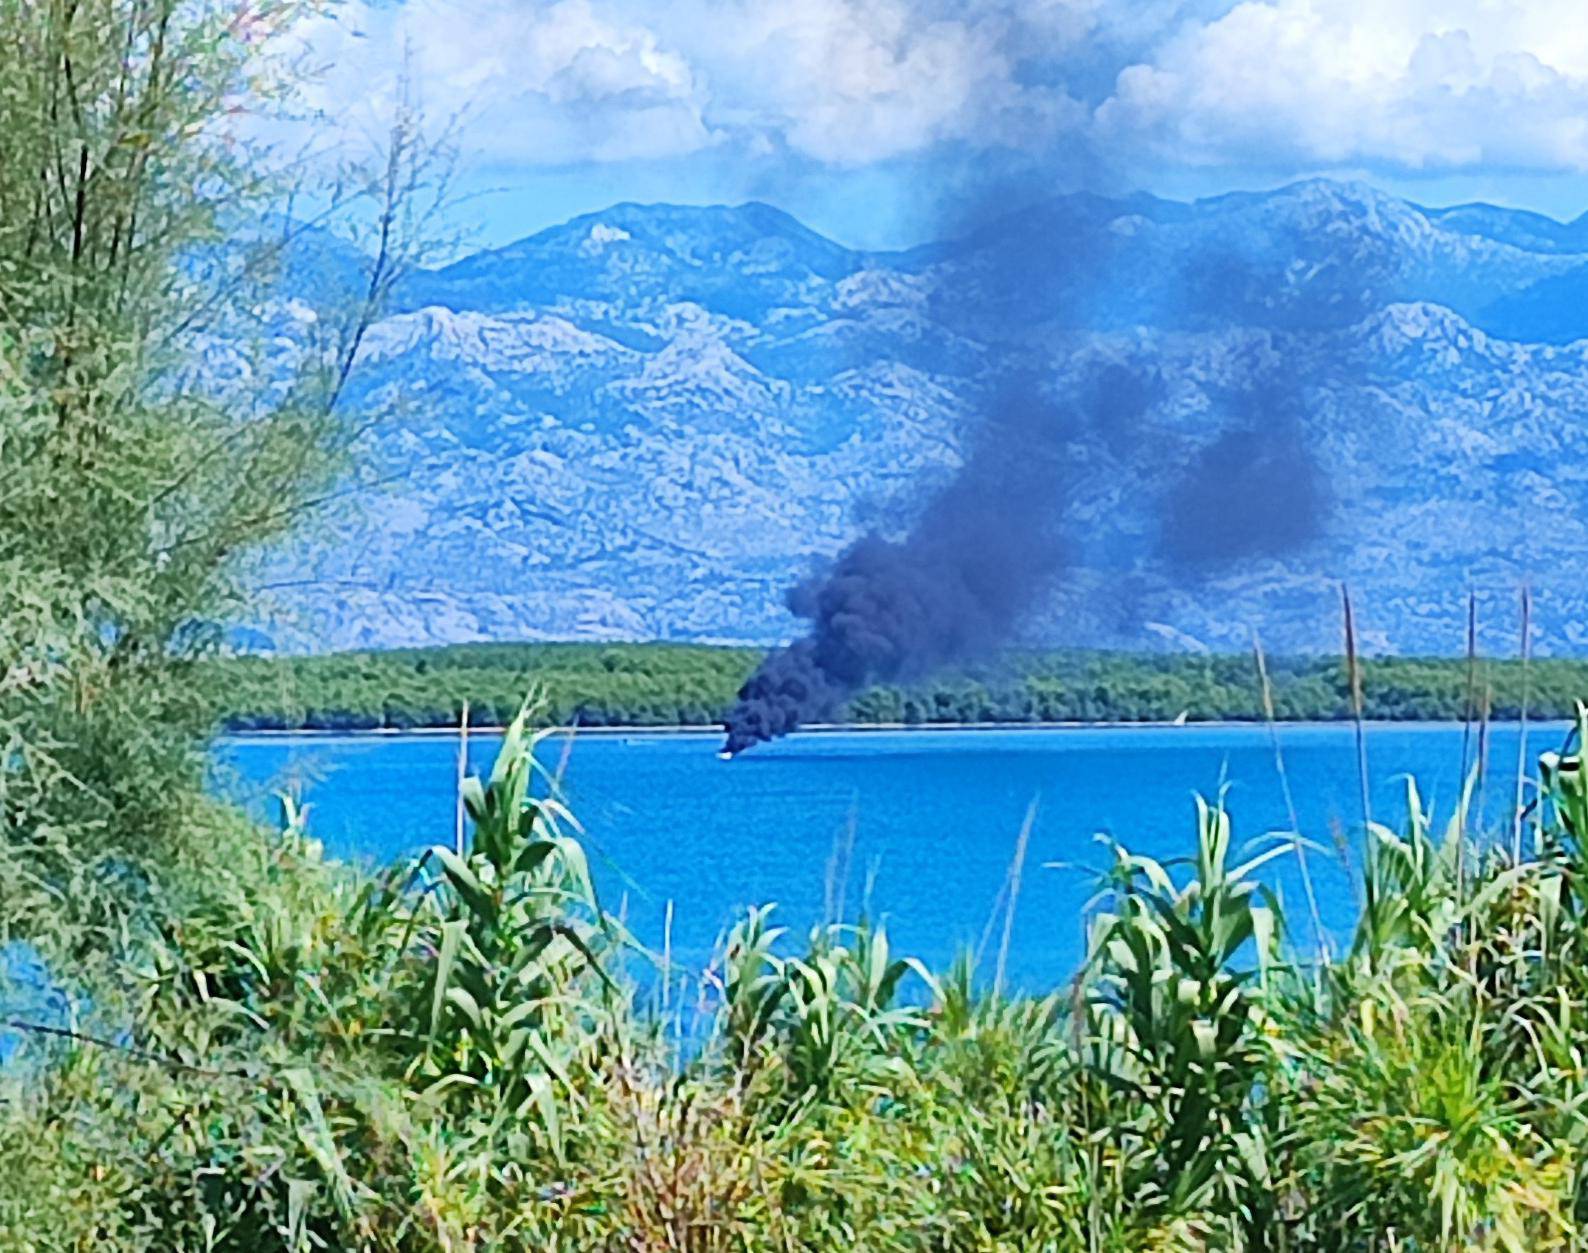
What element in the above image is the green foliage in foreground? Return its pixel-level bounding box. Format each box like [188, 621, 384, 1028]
[12, 701, 1588, 1249]
[211, 641, 1588, 730]
[0, 0, 434, 975]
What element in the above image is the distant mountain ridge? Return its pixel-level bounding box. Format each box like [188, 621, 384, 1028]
[258, 179, 1588, 657]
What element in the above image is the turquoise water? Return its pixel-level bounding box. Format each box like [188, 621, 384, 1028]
[214, 722, 1566, 992]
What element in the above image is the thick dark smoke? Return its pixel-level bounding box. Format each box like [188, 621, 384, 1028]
[722, 334, 1333, 754]
[1082, 362, 1162, 458]
[722, 375, 1135, 755]
[1160, 382, 1328, 568]
[720, 25, 1341, 756]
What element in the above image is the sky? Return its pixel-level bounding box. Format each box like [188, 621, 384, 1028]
[289, 0, 1588, 251]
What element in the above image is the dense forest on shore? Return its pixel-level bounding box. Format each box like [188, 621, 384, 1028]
[211, 640, 1585, 730]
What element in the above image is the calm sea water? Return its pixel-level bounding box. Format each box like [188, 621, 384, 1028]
[213, 722, 1567, 992]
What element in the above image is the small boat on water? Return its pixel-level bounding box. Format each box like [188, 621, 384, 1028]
[1172, 710, 1189, 726]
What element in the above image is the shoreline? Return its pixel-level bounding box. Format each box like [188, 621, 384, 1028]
[219, 716, 1568, 742]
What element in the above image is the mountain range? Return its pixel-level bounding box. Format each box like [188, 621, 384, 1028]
[255, 178, 1588, 657]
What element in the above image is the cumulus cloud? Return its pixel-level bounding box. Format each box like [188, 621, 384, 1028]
[290, 0, 1096, 168]
[286, 0, 1588, 182]
[291, 0, 716, 164]
[1095, 0, 1588, 173]
[669, 0, 1091, 165]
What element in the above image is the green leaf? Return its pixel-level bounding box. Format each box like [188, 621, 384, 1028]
[429, 918, 466, 1044]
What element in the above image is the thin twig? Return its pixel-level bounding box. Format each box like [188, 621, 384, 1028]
[3, 1017, 258, 1082]
[1342, 584, 1372, 832]
[1458, 592, 1479, 906]
[1513, 585, 1532, 862]
[1475, 680, 1493, 849]
[1459, 593, 1478, 818]
[662, 898, 674, 1020]
[453, 698, 468, 857]
[1254, 631, 1325, 959]
[823, 801, 857, 926]
[994, 798, 1039, 1002]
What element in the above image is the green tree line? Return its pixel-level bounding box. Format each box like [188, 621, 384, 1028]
[208, 641, 1588, 731]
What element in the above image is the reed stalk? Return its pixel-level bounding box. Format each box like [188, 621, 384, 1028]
[823, 804, 858, 925]
[1475, 678, 1492, 843]
[1458, 593, 1478, 884]
[1255, 630, 1325, 958]
[662, 897, 674, 1016]
[1342, 584, 1372, 831]
[1513, 585, 1532, 862]
[1456, 593, 1480, 909]
[454, 699, 469, 857]
[993, 798, 1038, 1002]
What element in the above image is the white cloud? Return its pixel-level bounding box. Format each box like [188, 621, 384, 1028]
[288, 0, 1094, 169]
[669, 0, 1090, 165]
[292, 0, 716, 164]
[296, 0, 1588, 180]
[1095, 0, 1588, 173]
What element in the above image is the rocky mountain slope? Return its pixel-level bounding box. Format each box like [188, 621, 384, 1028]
[257, 179, 1588, 656]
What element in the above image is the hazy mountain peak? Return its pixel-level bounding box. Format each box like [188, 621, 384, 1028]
[269, 178, 1588, 657]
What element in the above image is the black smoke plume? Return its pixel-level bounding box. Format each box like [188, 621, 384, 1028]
[721, 65, 1343, 754]
[721, 336, 1334, 754]
[1160, 381, 1328, 569]
[722, 375, 1132, 755]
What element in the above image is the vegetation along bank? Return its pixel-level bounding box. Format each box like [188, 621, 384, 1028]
[212, 641, 1588, 731]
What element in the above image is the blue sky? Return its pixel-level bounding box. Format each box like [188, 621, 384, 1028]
[292, 0, 1588, 250]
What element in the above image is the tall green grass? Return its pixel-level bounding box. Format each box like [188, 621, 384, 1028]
[9, 700, 1588, 1248]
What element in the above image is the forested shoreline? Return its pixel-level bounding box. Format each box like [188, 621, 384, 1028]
[211, 640, 1587, 731]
